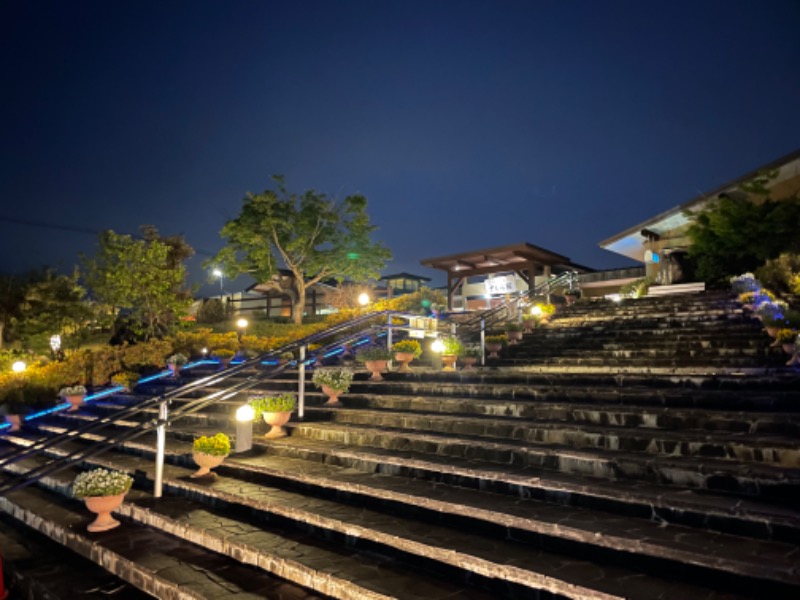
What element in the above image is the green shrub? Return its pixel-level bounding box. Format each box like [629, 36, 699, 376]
[196, 298, 227, 323]
[192, 433, 231, 456]
[620, 276, 656, 298]
[440, 337, 464, 356]
[355, 344, 391, 362]
[312, 368, 354, 392]
[249, 393, 297, 419]
[392, 339, 422, 358]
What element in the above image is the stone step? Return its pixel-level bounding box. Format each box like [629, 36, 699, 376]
[301, 408, 800, 466]
[0, 473, 326, 600]
[65, 398, 800, 469]
[93, 389, 800, 435]
[18, 405, 800, 542]
[3, 425, 794, 599]
[0, 513, 151, 600]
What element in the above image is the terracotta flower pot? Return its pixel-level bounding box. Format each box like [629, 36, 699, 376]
[485, 343, 502, 359]
[364, 360, 388, 381]
[263, 411, 292, 438]
[191, 452, 225, 477]
[321, 384, 345, 406]
[5, 414, 22, 432]
[783, 344, 798, 366]
[84, 493, 126, 532]
[65, 394, 85, 412]
[506, 330, 523, 345]
[462, 356, 478, 371]
[441, 355, 458, 371]
[394, 352, 416, 373]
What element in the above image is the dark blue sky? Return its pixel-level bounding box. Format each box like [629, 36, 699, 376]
[2, 0, 799, 294]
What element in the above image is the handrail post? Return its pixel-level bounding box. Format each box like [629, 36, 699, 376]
[480, 318, 486, 365]
[154, 398, 168, 498]
[386, 312, 393, 369]
[298, 344, 306, 420]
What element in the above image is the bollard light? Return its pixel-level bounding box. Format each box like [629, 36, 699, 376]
[358, 293, 370, 306]
[11, 361, 26, 373]
[431, 338, 444, 353]
[530, 305, 543, 317]
[235, 404, 255, 453]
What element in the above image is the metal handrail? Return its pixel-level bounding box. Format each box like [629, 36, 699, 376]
[0, 309, 419, 497]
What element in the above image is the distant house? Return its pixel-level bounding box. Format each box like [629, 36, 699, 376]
[377, 272, 432, 298]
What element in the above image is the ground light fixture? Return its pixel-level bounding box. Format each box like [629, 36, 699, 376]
[530, 305, 543, 317]
[358, 293, 370, 306]
[11, 361, 26, 373]
[235, 404, 255, 453]
[236, 318, 248, 341]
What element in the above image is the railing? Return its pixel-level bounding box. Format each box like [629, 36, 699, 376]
[0, 309, 433, 498]
[446, 271, 578, 364]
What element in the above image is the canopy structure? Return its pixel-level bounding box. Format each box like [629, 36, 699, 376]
[420, 242, 591, 309]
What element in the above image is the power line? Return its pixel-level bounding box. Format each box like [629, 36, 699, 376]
[0, 216, 217, 257]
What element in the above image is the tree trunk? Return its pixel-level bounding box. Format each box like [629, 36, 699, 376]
[291, 285, 305, 325]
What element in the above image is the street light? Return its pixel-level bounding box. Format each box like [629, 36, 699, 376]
[212, 268, 224, 294]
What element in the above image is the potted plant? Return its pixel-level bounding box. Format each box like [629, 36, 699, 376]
[191, 432, 231, 478]
[754, 300, 787, 322]
[762, 314, 787, 341]
[730, 273, 759, 295]
[312, 368, 354, 405]
[775, 329, 798, 364]
[111, 371, 139, 392]
[0, 378, 28, 432]
[59, 384, 88, 412]
[355, 344, 391, 381]
[484, 334, 506, 359]
[166, 353, 188, 375]
[504, 322, 523, 345]
[72, 467, 133, 532]
[462, 345, 481, 370]
[212, 348, 235, 368]
[392, 339, 422, 373]
[564, 288, 582, 305]
[278, 351, 294, 366]
[439, 337, 463, 371]
[249, 393, 297, 438]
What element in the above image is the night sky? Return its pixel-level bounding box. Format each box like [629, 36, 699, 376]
[2, 1, 799, 295]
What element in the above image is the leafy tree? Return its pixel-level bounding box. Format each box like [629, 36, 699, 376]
[14, 269, 95, 352]
[210, 177, 392, 324]
[686, 195, 800, 284]
[0, 274, 26, 349]
[82, 228, 194, 339]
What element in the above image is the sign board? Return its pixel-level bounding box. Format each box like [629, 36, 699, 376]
[485, 276, 516, 295]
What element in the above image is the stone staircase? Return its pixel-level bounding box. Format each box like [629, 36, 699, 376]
[1, 290, 799, 599]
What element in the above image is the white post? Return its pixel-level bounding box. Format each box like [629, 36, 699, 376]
[154, 399, 168, 498]
[386, 313, 393, 369]
[298, 344, 306, 419]
[480, 318, 486, 366]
